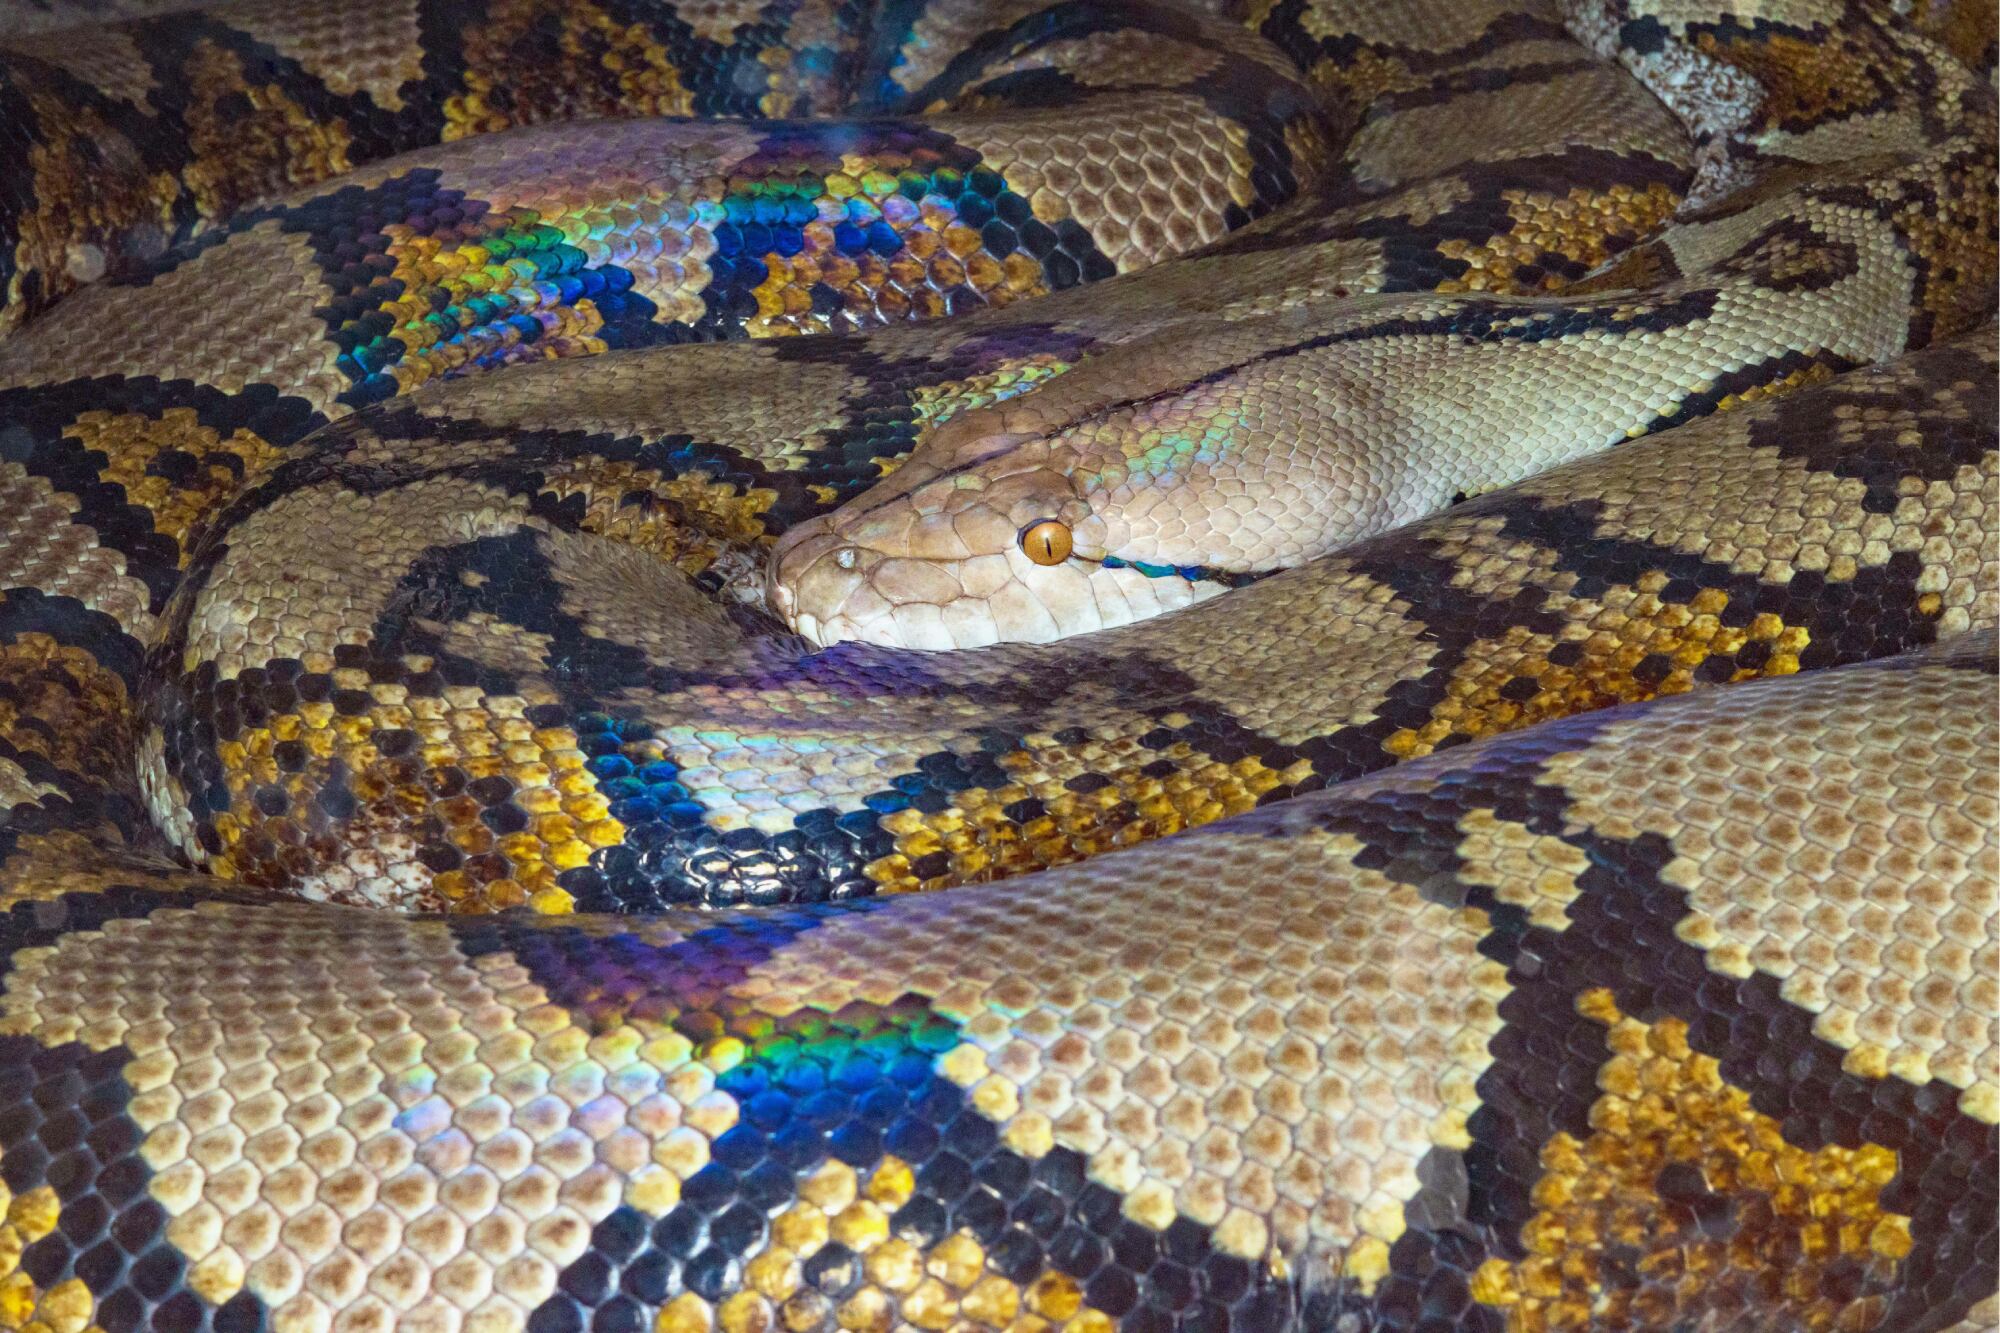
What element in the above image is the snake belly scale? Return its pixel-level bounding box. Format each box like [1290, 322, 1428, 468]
[0, 0, 1994, 1330]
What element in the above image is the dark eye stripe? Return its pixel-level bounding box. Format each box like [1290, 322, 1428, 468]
[1099, 555, 1263, 588]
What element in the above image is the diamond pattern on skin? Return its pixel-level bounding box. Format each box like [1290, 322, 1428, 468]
[0, 1, 1991, 1329]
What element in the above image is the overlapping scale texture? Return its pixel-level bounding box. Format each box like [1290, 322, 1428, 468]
[0, 2, 1992, 1332]
[129, 335, 1992, 910]
[5, 640, 1995, 1332]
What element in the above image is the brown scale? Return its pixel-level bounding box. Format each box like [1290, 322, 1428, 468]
[0, 0, 859, 329]
[1695, 22, 1916, 130]
[856, 541, 1871, 897]
[0, 7, 1991, 1331]
[5, 87, 181, 301]
[0, 0, 1322, 341]
[446, 0, 698, 136]
[1468, 990, 1915, 1332]
[1641, 358, 1851, 432]
[0, 633, 132, 800]
[0, 828, 196, 905]
[178, 41, 356, 225]
[1380, 597, 1818, 762]
[1708, 216, 1866, 292]
[0, 643, 1990, 1331]
[204, 673, 620, 913]
[1709, 360, 1841, 413]
[0, 0, 182, 29]
[535, 458, 781, 580]
[0, 1191, 72, 1333]
[655, 1156, 1125, 1332]
[1559, 239, 1679, 296]
[840, 335, 1992, 904]
[1433, 181, 1682, 294]
[1882, 140, 2000, 340]
[1897, 0, 1999, 75]
[64, 411, 287, 566]
[744, 200, 1052, 337]
[1271, 9, 1433, 132]
[148, 333, 1994, 911]
[371, 230, 613, 396]
[866, 742, 1315, 893]
[1306, 45, 1426, 120]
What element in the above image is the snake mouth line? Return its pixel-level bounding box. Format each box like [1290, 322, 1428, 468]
[1094, 554, 1268, 589]
[765, 524, 1250, 650]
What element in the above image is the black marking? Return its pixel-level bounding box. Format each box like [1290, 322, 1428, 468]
[1, 894, 273, 1329]
[462, 931, 1302, 1332]
[1211, 144, 1690, 282]
[1262, 655, 1998, 1329]
[1638, 348, 1857, 435]
[1619, 16, 1671, 56]
[0, 377, 322, 610]
[0, 587, 145, 691]
[1254, 3, 1574, 92]
[1749, 336, 1996, 509]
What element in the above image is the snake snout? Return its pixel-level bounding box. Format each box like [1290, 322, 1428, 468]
[768, 520, 877, 647]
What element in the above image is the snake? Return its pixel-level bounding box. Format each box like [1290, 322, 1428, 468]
[0, 0, 1994, 1328]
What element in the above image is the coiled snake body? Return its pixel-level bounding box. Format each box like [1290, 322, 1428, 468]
[0, 0, 1993, 1329]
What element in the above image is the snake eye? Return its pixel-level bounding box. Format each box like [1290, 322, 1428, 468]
[1019, 519, 1073, 566]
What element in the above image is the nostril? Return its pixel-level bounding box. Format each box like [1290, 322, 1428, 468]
[767, 528, 869, 632]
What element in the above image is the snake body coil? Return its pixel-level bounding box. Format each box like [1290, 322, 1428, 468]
[0, 0, 1993, 1329]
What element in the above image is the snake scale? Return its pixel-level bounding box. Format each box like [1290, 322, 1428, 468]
[0, 0, 1994, 1328]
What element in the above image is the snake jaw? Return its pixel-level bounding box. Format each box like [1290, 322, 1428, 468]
[771, 507, 1228, 650]
[768, 422, 1280, 646]
[764, 522, 859, 646]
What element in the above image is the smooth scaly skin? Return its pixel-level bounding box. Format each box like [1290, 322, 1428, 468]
[0, 0, 1325, 334]
[0, 0, 1713, 906]
[0, 2, 1994, 1332]
[768, 2, 1997, 648]
[5, 632, 1996, 1332]
[124, 330, 1998, 909]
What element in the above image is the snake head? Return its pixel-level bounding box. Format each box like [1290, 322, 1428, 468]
[765, 329, 1343, 650]
[768, 410, 1234, 649]
[767, 306, 1422, 651]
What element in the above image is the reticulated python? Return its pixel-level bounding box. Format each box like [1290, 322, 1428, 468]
[0, 0, 1993, 1330]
